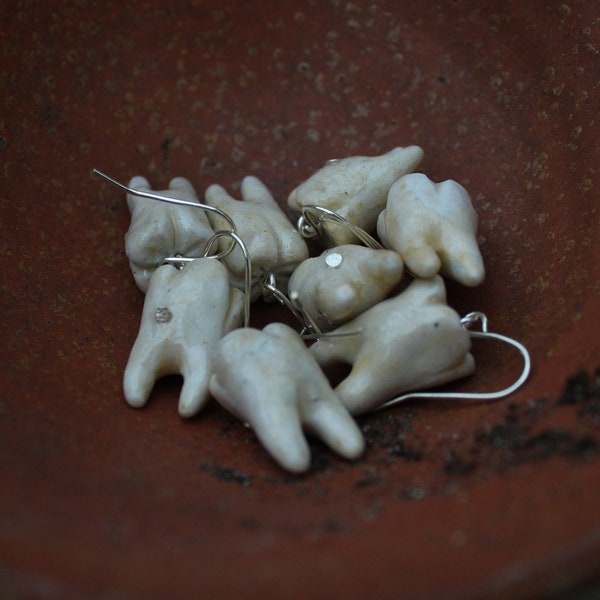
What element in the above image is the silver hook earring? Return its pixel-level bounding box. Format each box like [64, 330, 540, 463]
[297, 205, 384, 249]
[203, 230, 252, 328]
[93, 169, 252, 327]
[92, 169, 239, 260]
[375, 311, 531, 411]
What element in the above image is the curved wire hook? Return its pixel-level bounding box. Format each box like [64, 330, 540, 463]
[260, 273, 318, 334]
[375, 311, 531, 411]
[203, 230, 252, 328]
[298, 205, 384, 250]
[92, 169, 238, 260]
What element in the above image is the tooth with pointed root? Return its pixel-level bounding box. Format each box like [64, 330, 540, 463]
[124, 259, 244, 417]
[287, 146, 424, 246]
[209, 323, 365, 473]
[288, 245, 404, 331]
[204, 176, 309, 300]
[125, 176, 215, 293]
[310, 276, 476, 415]
[377, 173, 485, 286]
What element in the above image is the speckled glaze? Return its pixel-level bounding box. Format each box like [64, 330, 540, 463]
[288, 245, 404, 331]
[2, 2, 600, 600]
[125, 175, 214, 292]
[288, 145, 424, 246]
[210, 323, 365, 473]
[124, 259, 244, 417]
[378, 173, 485, 286]
[311, 276, 475, 414]
[204, 175, 309, 299]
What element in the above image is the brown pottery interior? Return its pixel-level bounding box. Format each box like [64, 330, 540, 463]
[1, 1, 599, 599]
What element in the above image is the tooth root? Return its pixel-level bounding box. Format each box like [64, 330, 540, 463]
[204, 176, 309, 299]
[377, 173, 485, 286]
[288, 245, 404, 331]
[310, 276, 476, 415]
[124, 259, 243, 417]
[287, 145, 424, 246]
[124, 176, 215, 293]
[209, 322, 364, 472]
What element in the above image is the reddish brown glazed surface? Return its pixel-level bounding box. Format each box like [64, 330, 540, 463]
[1, 2, 599, 598]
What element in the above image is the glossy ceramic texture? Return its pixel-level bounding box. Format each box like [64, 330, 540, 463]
[1, 1, 599, 599]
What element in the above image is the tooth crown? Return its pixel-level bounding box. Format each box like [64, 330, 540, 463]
[124, 258, 244, 418]
[287, 146, 424, 246]
[377, 173, 485, 287]
[204, 176, 309, 299]
[209, 322, 365, 473]
[125, 176, 215, 292]
[288, 245, 404, 331]
[310, 276, 476, 415]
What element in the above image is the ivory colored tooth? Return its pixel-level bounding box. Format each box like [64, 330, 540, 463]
[204, 176, 309, 300]
[288, 245, 404, 331]
[310, 276, 476, 415]
[287, 146, 424, 246]
[377, 173, 485, 286]
[209, 322, 365, 473]
[124, 258, 244, 417]
[125, 176, 215, 292]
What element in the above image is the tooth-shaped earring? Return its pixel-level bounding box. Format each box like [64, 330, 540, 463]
[288, 146, 424, 246]
[288, 245, 404, 331]
[124, 258, 244, 417]
[209, 322, 365, 473]
[124, 176, 215, 292]
[377, 173, 485, 286]
[310, 276, 476, 415]
[204, 176, 309, 300]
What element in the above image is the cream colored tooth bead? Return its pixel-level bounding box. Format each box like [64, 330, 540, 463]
[209, 322, 365, 473]
[377, 173, 485, 287]
[288, 245, 404, 331]
[204, 176, 309, 300]
[287, 146, 424, 246]
[125, 176, 215, 293]
[124, 258, 244, 418]
[310, 276, 476, 415]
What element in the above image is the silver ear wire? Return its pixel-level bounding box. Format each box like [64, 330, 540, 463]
[203, 230, 252, 328]
[261, 273, 322, 336]
[261, 273, 364, 341]
[375, 311, 531, 411]
[297, 205, 384, 249]
[92, 169, 238, 260]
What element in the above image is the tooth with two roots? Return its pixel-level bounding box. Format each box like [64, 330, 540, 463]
[310, 276, 476, 415]
[377, 173, 485, 287]
[125, 176, 215, 293]
[287, 145, 424, 247]
[204, 176, 309, 300]
[209, 322, 365, 473]
[288, 245, 404, 332]
[124, 258, 244, 417]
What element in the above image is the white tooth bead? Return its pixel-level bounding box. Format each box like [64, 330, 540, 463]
[209, 322, 365, 473]
[288, 245, 404, 331]
[124, 258, 244, 418]
[124, 176, 215, 293]
[204, 176, 309, 300]
[287, 146, 424, 246]
[377, 173, 485, 287]
[310, 276, 476, 415]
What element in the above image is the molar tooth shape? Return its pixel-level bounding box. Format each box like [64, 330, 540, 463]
[125, 176, 215, 293]
[310, 276, 476, 415]
[377, 173, 485, 286]
[209, 322, 365, 473]
[124, 258, 244, 418]
[204, 176, 309, 300]
[288, 245, 404, 331]
[287, 146, 424, 246]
